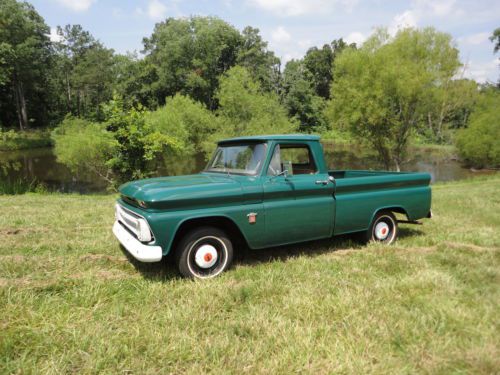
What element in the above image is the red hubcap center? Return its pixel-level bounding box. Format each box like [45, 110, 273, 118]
[382, 228, 387, 235]
[204, 253, 213, 262]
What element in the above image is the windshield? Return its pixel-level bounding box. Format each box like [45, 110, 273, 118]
[205, 143, 267, 176]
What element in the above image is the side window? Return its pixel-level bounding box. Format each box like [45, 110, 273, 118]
[267, 144, 317, 175]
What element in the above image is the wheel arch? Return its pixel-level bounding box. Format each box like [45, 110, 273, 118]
[169, 215, 248, 256]
[369, 205, 409, 225]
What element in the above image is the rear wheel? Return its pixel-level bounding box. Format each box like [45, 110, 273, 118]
[175, 226, 233, 279]
[367, 211, 398, 244]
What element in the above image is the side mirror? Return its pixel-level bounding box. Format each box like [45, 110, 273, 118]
[283, 161, 293, 176]
[270, 169, 289, 181]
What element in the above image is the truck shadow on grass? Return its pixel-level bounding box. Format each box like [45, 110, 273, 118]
[121, 226, 424, 282]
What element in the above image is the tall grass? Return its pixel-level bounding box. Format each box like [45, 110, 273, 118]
[0, 178, 47, 195]
[0, 176, 499, 373]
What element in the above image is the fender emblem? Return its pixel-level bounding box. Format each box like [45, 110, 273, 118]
[247, 212, 257, 224]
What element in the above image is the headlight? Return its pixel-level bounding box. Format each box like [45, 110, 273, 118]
[137, 218, 152, 242]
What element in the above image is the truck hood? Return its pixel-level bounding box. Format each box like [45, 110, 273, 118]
[119, 173, 243, 210]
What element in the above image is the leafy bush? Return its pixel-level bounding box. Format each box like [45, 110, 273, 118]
[146, 94, 216, 155]
[52, 98, 192, 188]
[456, 90, 500, 168]
[52, 117, 118, 185]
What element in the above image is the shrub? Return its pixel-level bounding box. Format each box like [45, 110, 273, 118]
[146, 94, 216, 155]
[52, 117, 118, 185]
[456, 90, 500, 168]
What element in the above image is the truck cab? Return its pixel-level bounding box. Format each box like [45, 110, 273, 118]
[113, 135, 432, 278]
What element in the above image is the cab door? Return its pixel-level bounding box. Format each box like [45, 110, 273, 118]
[262, 143, 334, 247]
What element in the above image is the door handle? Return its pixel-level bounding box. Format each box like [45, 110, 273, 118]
[315, 180, 329, 185]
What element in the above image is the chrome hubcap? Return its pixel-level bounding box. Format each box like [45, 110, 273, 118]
[374, 222, 390, 240]
[194, 244, 218, 268]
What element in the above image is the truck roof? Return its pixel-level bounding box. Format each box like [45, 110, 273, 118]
[219, 134, 321, 143]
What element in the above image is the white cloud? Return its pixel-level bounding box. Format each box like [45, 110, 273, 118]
[415, 0, 456, 17]
[49, 27, 62, 43]
[462, 59, 499, 83]
[148, 0, 168, 21]
[248, 0, 357, 17]
[389, 10, 418, 35]
[458, 32, 490, 46]
[345, 32, 366, 45]
[55, 0, 95, 12]
[271, 26, 291, 43]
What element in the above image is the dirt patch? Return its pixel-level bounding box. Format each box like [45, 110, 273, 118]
[0, 228, 21, 235]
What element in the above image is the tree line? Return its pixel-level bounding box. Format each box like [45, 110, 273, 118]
[1, 0, 498, 181]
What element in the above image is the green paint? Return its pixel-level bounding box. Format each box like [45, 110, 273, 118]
[117, 135, 432, 256]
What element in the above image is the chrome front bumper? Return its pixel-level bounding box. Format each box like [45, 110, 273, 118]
[113, 221, 162, 262]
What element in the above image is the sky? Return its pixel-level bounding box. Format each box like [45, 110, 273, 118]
[31, 0, 500, 83]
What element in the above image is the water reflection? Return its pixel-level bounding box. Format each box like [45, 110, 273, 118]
[0, 144, 496, 194]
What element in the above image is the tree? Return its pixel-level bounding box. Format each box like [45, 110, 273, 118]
[303, 39, 355, 99]
[456, 88, 500, 168]
[143, 16, 242, 109]
[52, 24, 116, 120]
[0, 0, 52, 129]
[282, 60, 326, 130]
[423, 79, 478, 142]
[113, 53, 158, 109]
[490, 27, 500, 53]
[327, 28, 461, 170]
[205, 66, 297, 155]
[237, 26, 281, 94]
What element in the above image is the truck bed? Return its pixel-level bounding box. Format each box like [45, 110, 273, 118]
[328, 170, 432, 235]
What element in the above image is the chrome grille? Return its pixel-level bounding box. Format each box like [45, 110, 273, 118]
[115, 204, 154, 241]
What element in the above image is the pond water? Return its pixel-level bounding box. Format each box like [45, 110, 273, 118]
[0, 144, 496, 194]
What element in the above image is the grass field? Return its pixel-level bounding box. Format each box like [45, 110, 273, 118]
[1, 176, 499, 374]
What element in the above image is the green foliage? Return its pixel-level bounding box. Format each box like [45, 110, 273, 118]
[423, 79, 478, 143]
[206, 66, 297, 155]
[282, 60, 327, 130]
[327, 27, 461, 170]
[490, 27, 500, 53]
[0, 128, 52, 151]
[52, 97, 195, 187]
[52, 116, 117, 184]
[0, 177, 46, 194]
[102, 97, 182, 182]
[237, 26, 281, 93]
[0, 0, 52, 129]
[52, 24, 116, 121]
[113, 53, 158, 109]
[146, 94, 216, 154]
[455, 89, 500, 168]
[302, 39, 355, 99]
[143, 16, 242, 109]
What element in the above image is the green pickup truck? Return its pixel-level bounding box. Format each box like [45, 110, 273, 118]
[113, 135, 432, 278]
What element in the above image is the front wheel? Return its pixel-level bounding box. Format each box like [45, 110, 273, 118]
[175, 227, 233, 279]
[366, 211, 398, 244]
